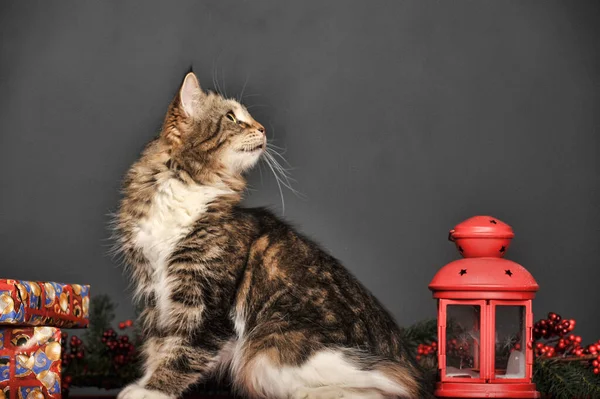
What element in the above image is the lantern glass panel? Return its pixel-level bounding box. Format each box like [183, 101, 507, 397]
[494, 305, 526, 379]
[445, 305, 481, 379]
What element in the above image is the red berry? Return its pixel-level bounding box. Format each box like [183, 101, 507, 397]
[119, 322, 126, 330]
[594, 368, 600, 375]
[125, 319, 133, 327]
[592, 360, 599, 367]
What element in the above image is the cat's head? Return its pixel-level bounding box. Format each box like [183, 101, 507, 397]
[161, 72, 265, 184]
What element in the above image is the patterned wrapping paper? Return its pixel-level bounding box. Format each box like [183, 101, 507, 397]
[0, 327, 62, 399]
[0, 280, 89, 328]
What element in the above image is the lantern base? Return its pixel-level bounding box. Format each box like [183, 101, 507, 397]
[434, 382, 540, 398]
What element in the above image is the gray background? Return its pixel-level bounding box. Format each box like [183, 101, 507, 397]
[1, 0, 599, 348]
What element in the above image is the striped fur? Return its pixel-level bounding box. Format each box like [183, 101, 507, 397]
[114, 73, 429, 399]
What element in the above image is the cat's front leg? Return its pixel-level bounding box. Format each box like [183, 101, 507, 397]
[118, 335, 217, 399]
[119, 260, 228, 399]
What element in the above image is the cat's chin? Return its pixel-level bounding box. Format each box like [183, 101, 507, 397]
[223, 148, 263, 173]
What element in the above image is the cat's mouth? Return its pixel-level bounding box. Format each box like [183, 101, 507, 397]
[239, 143, 265, 152]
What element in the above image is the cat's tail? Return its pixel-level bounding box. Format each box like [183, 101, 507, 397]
[376, 360, 435, 399]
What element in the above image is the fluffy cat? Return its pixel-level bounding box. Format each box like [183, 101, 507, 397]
[115, 72, 428, 399]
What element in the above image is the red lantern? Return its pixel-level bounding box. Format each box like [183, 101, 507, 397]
[429, 216, 540, 398]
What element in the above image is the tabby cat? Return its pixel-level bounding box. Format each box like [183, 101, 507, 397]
[115, 72, 428, 399]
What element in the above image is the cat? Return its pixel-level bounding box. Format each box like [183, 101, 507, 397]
[115, 72, 429, 399]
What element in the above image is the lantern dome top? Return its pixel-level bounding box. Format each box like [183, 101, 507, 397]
[430, 215, 539, 294]
[450, 215, 514, 240]
[428, 257, 539, 292]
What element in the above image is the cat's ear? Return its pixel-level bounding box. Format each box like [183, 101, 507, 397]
[179, 72, 203, 118]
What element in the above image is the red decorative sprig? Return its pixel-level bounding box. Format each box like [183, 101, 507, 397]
[416, 341, 437, 361]
[60, 332, 85, 392]
[533, 312, 600, 373]
[102, 320, 137, 368]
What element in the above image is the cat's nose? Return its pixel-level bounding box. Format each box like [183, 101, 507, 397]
[256, 124, 265, 135]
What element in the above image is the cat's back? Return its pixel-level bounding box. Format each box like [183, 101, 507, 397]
[231, 208, 426, 399]
[237, 207, 406, 355]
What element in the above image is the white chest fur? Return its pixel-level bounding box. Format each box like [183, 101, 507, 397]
[132, 178, 231, 322]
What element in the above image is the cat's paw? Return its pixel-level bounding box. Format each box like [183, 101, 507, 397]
[117, 384, 172, 399]
[291, 386, 345, 399]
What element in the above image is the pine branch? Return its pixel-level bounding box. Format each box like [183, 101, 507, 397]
[401, 318, 437, 351]
[544, 354, 597, 362]
[533, 358, 600, 399]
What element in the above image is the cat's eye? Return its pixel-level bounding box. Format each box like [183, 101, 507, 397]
[226, 112, 237, 123]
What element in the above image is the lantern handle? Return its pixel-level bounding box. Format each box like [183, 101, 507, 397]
[448, 229, 455, 242]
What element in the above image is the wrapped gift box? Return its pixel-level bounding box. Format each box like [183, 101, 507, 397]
[0, 326, 62, 399]
[0, 280, 89, 328]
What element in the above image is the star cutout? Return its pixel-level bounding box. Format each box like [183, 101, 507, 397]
[499, 246, 506, 253]
[490, 219, 497, 224]
[459, 269, 467, 276]
[505, 269, 513, 277]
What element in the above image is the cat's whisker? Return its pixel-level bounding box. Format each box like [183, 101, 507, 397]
[246, 104, 270, 110]
[263, 151, 304, 200]
[212, 60, 224, 96]
[242, 93, 262, 99]
[264, 149, 296, 181]
[263, 151, 291, 180]
[266, 159, 296, 192]
[262, 155, 286, 213]
[257, 158, 264, 185]
[266, 142, 286, 151]
[266, 146, 293, 168]
[238, 74, 250, 103]
[263, 154, 297, 200]
[268, 121, 277, 141]
[221, 66, 229, 98]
